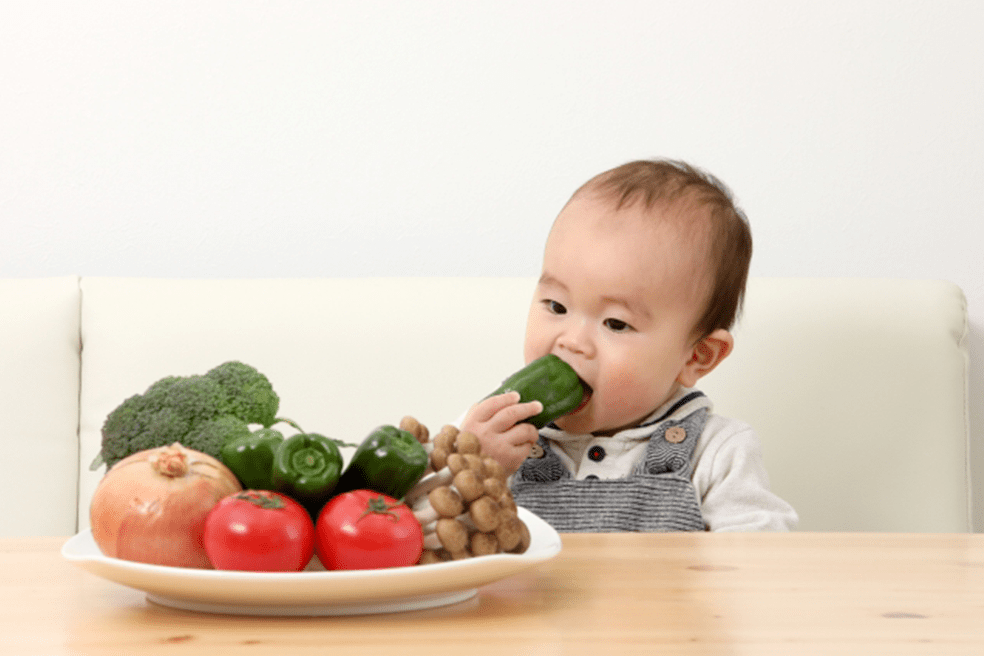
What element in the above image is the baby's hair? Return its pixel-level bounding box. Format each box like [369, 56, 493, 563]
[572, 159, 752, 337]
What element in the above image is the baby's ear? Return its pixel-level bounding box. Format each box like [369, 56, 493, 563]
[677, 329, 734, 388]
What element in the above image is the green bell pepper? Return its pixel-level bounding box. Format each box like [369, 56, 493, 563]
[334, 425, 429, 500]
[490, 354, 587, 428]
[271, 432, 343, 515]
[220, 427, 285, 490]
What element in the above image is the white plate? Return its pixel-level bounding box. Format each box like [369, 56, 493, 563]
[62, 507, 561, 616]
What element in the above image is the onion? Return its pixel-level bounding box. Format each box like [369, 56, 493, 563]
[89, 442, 242, 568]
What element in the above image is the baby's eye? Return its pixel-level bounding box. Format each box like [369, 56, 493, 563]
[542, 299, 567, 315]
[604, 318, 633, 333]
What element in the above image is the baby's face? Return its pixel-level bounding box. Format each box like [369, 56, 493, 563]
[524, 194, 707, 435]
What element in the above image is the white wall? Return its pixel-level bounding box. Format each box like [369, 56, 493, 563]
[3, 2, 983, 529]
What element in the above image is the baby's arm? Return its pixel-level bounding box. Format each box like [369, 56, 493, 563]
[692, 417, 799, 532]
[460, 391, 542, 476]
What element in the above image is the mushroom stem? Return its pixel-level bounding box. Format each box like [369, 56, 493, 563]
[405, 453, 471, 504]
[404, 467, 453, 504]
[415, 481, 470, 523]
[422, 532, 444, 551]
[414, 505, 439, 526]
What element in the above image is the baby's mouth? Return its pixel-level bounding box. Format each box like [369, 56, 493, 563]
[572, 378, 593, 413]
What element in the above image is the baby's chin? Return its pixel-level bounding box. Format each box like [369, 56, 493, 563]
[555, 408, 651, 437]
[553, 413, 602, 436]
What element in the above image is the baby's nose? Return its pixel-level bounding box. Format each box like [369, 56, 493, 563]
[558, 324, 593, 356]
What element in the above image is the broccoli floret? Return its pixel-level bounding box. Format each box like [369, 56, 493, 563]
[183, 415, 251, 461]
[92, 361, 281, 470]
[157, 375, 226, 426]
[99, 393, 154, 465]
[205, 361, 280, 427]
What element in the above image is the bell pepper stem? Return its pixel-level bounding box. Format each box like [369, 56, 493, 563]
[273, 417, 358, 448]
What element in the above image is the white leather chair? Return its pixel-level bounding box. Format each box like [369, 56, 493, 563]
[0, 276, 970, 535]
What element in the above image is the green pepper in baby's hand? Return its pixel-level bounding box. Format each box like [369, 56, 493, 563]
[334, 425, 429, 501]
[491, 354, 589, 429]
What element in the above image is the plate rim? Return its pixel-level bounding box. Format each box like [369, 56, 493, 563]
[62, 507, 561, 614]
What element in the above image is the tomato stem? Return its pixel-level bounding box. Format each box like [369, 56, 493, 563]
[359, 496, 402, 522]
[235, 490, 286, 510]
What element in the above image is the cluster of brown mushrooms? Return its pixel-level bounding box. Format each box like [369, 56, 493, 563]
[399, 416, 531, 563]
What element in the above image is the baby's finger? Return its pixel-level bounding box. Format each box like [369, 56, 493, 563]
[500, 421, 540, 448]
[492, 399, 543, 429]
[470, 391, 522, 422]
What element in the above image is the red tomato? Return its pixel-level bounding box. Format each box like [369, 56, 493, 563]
[203, 490, 315, 572]
[316, 490, 423, 570]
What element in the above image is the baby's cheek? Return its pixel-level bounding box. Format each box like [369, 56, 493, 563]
[604, 374, 661, 420]
[604, 370, 645, 403]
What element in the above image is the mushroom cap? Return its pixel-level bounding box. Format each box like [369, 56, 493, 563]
[399, 415, 429, 443]
[469, 495, 503, 533]
[497, 491, 518, 514]
[483, 477, 507, 499]
[470, 531, 499, 557]
[510, 519, 531, 554]
[428, 485, 464, 518]
[462, 453, 485, 477]
[482, 457, 506, 481]
[431, 447, 450, 471]
[455, 431, 480, 455]
[453, 469, 484, 503]
[446, 452, 468, 475]
[494, 514, 524, 552]
[433, 426, 458, 453]
[418, 549, 446, 565]
[435, 518, 469, 554]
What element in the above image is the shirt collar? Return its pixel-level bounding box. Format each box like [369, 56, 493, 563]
[541, 387, 712, 444]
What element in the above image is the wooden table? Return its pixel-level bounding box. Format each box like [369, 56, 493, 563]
[2, 532, 983, 655]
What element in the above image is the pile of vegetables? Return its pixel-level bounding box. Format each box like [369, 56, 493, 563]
[89, 359, 571, 574]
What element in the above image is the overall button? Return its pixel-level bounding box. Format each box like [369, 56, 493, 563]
[665, 426, 687, 444]
[588, 445, 606, 462]
[584, 474, 599, 480]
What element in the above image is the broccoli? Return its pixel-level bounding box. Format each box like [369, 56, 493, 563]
[91, 361, 281, 470]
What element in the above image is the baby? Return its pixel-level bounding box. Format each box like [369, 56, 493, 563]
[461, 159, 797, 532]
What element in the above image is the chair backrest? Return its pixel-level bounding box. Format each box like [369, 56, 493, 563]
[699, 278, 971, 532]
[0, 277, 81, 537]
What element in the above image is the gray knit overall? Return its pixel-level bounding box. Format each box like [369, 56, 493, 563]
[511, 392, 708, 532]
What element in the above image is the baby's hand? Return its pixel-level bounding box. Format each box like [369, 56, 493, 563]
[460, 391, 542, 476]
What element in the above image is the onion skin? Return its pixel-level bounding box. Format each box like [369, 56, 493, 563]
[89, 443, 242, 568]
